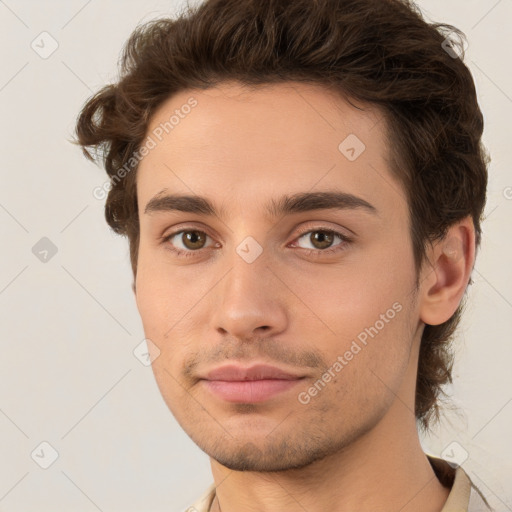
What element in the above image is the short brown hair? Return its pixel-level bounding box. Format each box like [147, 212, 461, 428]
[74, 0, 489, 432]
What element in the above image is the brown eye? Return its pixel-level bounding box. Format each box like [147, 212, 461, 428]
[292, 228, 351, 256]
[180, 231, 208, 250]
[163, 229, 215, 256]
[308, 231, 335, 250]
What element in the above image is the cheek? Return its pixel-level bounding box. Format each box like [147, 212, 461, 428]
[134, 261, 196, 405]
[134, 263, 166, 334]
[134, 246, 186, 330]
[289, 252, 409, 335]
[289, 249, 414, 393]
[134, 253, 208, 368]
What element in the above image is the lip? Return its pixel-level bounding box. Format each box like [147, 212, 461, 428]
[203, 363, 303, 381]
[200, 364, 305, 403]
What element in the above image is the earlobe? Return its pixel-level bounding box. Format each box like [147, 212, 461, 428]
[419, 217, 476, 326]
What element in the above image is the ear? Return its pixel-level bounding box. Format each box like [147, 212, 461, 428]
[419, 216, 476, 326]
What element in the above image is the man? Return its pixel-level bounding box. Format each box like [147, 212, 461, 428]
[74, 0, 492, 510]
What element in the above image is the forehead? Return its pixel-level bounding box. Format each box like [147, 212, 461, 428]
[144, 81, 385, 157]
[136, 81, 404, 220]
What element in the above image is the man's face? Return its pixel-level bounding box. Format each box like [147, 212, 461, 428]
[135, 82, 421, 471]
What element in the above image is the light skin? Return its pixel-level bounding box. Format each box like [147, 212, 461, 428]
[133, 81, 475, 512]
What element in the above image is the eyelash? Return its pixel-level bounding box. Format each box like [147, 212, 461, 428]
[160, 225, 352, 259]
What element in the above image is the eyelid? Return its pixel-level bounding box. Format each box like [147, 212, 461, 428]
[161, 222, 353, 259]
[289, 225, 352, 254]
[291, 222, 354, 240]
[160, 222, 219, 241]
[161, 226, 218, 250]
[161, 222, 352, 243]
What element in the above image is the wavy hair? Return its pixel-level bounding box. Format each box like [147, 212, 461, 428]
[74, 0, 489, 432]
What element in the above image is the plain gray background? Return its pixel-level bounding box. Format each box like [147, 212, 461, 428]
[0, 0, 511, 510]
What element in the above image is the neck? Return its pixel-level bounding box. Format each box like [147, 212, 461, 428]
[209, 410, 450, 512]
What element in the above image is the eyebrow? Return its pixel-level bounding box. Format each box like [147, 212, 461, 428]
[144, 190, 378, 219]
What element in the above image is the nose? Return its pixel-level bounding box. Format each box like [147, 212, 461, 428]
[211, 252, 288, 341]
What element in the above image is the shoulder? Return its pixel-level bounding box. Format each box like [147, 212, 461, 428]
[183, 483, 216, 512]
[427, 454, 493, 512]
[466, 472, 494, 512]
